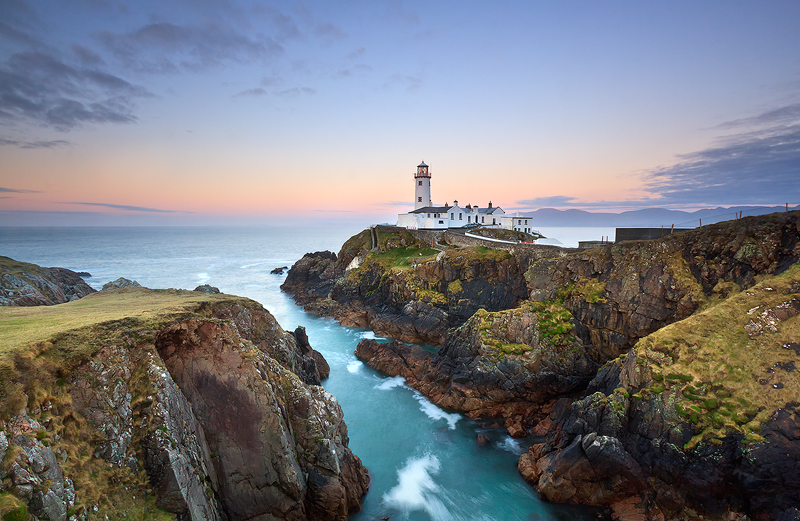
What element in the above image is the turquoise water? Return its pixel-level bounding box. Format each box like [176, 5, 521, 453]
[1, 226, 597, 521]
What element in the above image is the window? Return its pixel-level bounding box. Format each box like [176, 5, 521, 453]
[459, 213, 462, 219]
[493, 218, 496, 225]
[418, 180, 423, 186]
[468, 216, 471, 222]
[428, 213, 431, 218]
[418, 197, 422, 202]
[450, 213, 454, 220]
[438, 220, 444, 224]
[524, 219, 528, 225]
[481, 216, 484, 223]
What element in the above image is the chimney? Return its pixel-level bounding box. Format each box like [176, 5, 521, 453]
[488, 201, 492, 209]
[454, 200, 458, 206]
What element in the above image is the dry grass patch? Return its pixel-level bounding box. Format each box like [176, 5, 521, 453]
[633, 262, 800, 447]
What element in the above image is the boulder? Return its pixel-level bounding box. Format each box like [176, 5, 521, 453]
[194, 284, 221, 294]
[102, 277, 142, 290]
[0, 256, 95, 306]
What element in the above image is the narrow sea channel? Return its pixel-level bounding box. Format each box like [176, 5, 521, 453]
[1, 225, 598, 521]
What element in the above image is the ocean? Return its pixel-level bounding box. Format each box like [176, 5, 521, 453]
[0, 225, 600, 521]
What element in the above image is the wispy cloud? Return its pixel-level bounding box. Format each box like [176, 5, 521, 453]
[0, 138, 70, 149]
[642, 118, 800, 206]
[334, 64, 372, 79]
[373, 200, 413, 207]
[315, 23, 348, 43]
[0, 51, 151, 130]
[519, 101, 800, 211]
[0, 186, 42, 193]
[233, 87, 267, 98]
[98, 22, 282, 74]
[274, 87, 316, 98]
[63, 202, 190, 213]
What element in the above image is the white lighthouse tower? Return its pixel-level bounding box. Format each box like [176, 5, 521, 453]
[414, 161, 431, 210]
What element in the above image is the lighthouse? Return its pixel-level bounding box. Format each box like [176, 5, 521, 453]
[414, 161, 431, 210]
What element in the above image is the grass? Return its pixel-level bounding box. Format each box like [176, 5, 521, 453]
[367, 246, 439, 270]
[0, 287, 245, 356]
[0, 287, 244, 519]
[631, 262, 800, 448]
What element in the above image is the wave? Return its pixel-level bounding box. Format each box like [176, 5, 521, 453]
[374, 375, 407, 391]
[346, 360, 363, 373]
[497, 436, 523, 455]
[383, 454, 452, 521]
[413, 391, 460, 430]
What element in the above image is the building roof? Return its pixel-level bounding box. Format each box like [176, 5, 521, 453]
[418, 161, 428, 167]
[408, 205, 451, 214]
[475, 206, 503, 214]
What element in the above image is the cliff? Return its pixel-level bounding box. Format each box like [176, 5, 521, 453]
[1, 256, 95, 306]
[519, 262, 800, 521]
[284, 211, 800, 520]
[282, 227, 530, 345]
[0, 285, 368, 521]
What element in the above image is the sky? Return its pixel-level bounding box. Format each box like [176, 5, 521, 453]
[1, 0, 800, 226]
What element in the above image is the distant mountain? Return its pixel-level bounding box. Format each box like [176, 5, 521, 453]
[527, 205, 799, 227]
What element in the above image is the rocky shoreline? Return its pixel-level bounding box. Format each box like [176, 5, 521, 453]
[0, 267, 369, 521]
[281, 212, 800, 521]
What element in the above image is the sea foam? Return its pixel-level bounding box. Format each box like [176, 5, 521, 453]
[383, 455, 452, 521]
[346, 360, 363, 373]
[413, 391, 460, 430]
[375, 375, 406, 390]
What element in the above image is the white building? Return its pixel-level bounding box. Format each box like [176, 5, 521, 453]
[397, 161, 534, 231]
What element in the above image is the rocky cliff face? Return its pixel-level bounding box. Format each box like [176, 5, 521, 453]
[0, 256, 95, 306]
[0, 287, 368, 521]
[519, 261, 800, 521]
[355, 303, 596, 418]
[282, 230, 530, 345]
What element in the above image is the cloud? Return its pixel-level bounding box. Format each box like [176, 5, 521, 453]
[519, 101, 800, 211]
[386, 74, 423, 92]
[346, 48, 366, 61]
[72, 44, 104, 66]
[715, 103, 800, 129]
[274, 87, 316, 98]
[642, 118, 800, 206]
[373, 200, 413, 207]
[0, 186, 42, 193]
[0, 51, 151, 130]
[98, 21, 282, 74]
[234, 87, 267, 98]
[63, 202, 190, 213]
[0, 138, 70, 149]
[334, 64, 373, 79]
[315, 23, 347, 43]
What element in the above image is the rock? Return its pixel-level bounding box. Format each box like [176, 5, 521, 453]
[272, 266, 289, 275]
[4, 415, 75, 521]
[75, 271, 92, 278]
[777, 508, 800, 521]
[282, 232, 535, 346]
[0, 431, 7, 464]
[0, 256, 95, 306]
[156, 317, 369, 520]
[476, 433, 491, 445]
[0, 289, 367, 521]
[194, 284, 221, 294]
[505, 418, 526, 438]
[355, 303, 596, 417]
[102, 277, 142, 290]
[532, 417, 552, 436]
